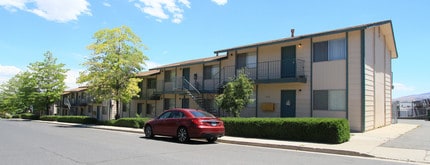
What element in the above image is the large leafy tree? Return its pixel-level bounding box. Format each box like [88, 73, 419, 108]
[78, 26, 148, 119]
[0, 75, 22, 114]
[215, 71, 254, 117]
[0, 71, 39, 114]
[28, 51, 69, 115]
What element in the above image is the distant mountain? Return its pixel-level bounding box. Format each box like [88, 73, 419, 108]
[394, 92, 430, 102]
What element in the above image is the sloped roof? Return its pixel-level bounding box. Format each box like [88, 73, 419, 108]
[63, 86, 87, 95]
[150, 55, 227, 70]
[214, 20, 398, 59]
[136, 69, 160, 77]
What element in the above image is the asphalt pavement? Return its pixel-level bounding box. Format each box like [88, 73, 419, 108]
[10, 119, 430, 164]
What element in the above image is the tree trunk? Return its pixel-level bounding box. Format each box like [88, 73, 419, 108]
[115, 99, 120, 120]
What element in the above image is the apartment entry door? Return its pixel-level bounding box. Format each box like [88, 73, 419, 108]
[281, 90, 296, 117]
[281, 45, 296, 78]
[181, 98, 190, 108]
[182, 68, 190, 89]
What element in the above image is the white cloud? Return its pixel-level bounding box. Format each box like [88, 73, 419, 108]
[0, 0, 91, 23]
[134, 0, 190, 24]
[211, 0, 227, 5]
[143, 61, 162, 70]
[393, 83, 415, 92]
[0, 65, 22, 85]
[102, 1, 111, 7]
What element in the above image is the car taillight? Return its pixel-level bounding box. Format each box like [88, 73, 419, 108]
[191, 118, 202, 126]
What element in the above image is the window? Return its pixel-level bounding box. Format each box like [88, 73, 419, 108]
[102, 106, 107, 115]
[122, 103, 129, 112]
[146, 104, 154, 115]
[137, 103, 143, 115]
[191, 111, 215, 118]
[164, 70, 175, 82]
[171, 111, 185, 118]
[313, 90, 346, 111]
[147, 78, 157, 89]
[237, 52, 257, 69]
[313, 38, 346, 62]
[163, 98, 174, 110]
[87, 106, 92, 114]
[158, 111, 172, 119]
[203, 65, 219, 80]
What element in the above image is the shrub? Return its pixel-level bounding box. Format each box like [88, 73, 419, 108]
[221, 117, 350, 144]
[20, 113, 40, 120]
[57, 116, 98, 124]
[40, 115, 59, 121]
[111, 118, 149, 128]
[12, 114, 21, 118]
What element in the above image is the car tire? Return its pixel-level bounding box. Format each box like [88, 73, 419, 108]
[177, 127, 189, 143]
[206, 137, 218, 143]
[144, 125, 154, 138]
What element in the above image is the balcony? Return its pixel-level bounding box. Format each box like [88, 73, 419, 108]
[221, 59, 306, 84]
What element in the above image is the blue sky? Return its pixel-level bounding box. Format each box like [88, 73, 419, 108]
[0, 0, 428, 99]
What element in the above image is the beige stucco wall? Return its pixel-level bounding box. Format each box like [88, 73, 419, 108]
[364, 26, 393, 131]
[312, 33, 347, 119]
[256, 83, 310, 117]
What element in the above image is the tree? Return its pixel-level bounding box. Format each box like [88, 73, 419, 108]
[0, 71, 38, 114]
[78, 26, 148, 119]
[28, 51, 69, 115]
[215, 71, 254, 117]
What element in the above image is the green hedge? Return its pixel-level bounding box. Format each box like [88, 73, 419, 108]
[57, 116, 98, 124]
[221, 118, 350, 144]
[107, 118, 149, 128]
[40, 115, 59, 121]
[20, 113, 40, 120]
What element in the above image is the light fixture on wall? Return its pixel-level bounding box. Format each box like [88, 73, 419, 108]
[298, 43, 302, 48]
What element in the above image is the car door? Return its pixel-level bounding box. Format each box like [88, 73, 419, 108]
[153, 111, 172, 135]
[164, 110, 184, 136]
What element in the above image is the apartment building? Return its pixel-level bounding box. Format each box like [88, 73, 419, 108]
[58, 87, 118, 121]
[128, 20, 397, 132]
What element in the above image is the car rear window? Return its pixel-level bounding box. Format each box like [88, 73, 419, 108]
[190, 111, 215, 118]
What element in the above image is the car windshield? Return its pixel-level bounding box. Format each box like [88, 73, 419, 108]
[190, 111, 215, 118]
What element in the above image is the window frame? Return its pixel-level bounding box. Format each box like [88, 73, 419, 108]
[313, 38, 346, 62]
[313, 89, 346, 111]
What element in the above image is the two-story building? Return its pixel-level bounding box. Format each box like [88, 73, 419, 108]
[59, 86, 118, 121]
[129, 20, 397, 132]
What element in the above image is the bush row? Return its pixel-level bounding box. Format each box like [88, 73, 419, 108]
[101, 118, 149, 128]
[32, 114, 350, 144]
[38, 115, 149, 128]
[221, 117, 350, 144]
[20, 113, 40, 120]
[39, 115, 98, 124]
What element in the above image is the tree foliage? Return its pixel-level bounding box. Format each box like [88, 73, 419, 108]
[78, 26, 148, 118]
[215, 71, 254, 117]
[28, 51, 69, 114]
[0, 51, 67, 115]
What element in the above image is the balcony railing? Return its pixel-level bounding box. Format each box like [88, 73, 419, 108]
[221, 59, 306, 83]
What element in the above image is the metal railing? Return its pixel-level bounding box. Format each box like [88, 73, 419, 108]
[221, 59, 305, 82]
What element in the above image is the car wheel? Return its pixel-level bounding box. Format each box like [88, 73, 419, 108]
[144, 125, 154, 138]
[177, 127, 189, 143]
[206, 137, 218, 143]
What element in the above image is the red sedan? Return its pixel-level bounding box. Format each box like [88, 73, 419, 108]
[144, 108, 225, 143]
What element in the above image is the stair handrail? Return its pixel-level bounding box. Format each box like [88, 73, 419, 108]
[182, 77, 201, 95]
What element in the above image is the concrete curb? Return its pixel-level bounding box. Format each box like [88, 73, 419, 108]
[217, 139, 374, 158]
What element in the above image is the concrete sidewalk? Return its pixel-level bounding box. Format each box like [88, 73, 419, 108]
[37, 120, 428, 164]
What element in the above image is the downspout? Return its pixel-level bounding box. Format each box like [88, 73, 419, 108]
[360, 29, 366, 132]
[310, 38, 314, 117]
[255, 46, 259, 117]
[346, 32, 349, 119]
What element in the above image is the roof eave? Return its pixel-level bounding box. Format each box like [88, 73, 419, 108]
[214, 20, 395, 54]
